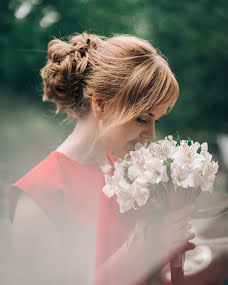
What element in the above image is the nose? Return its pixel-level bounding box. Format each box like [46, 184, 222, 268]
[141, 122, 156, 141]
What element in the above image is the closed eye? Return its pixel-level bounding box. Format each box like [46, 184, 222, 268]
[136, 117, 148, 124]
[136, 118, 160, 124]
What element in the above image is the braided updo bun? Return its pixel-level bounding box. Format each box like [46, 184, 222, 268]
[40, 32, 179, 123]
[40, 32, 102, 118]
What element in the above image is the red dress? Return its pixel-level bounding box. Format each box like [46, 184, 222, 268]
[8, 151, 148, 285]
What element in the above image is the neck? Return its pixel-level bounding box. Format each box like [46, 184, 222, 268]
[56, 116, 111, 168]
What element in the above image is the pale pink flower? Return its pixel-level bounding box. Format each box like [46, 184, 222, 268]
[171, 162, 195, 188]
[116, 179, 150, 213]
[102, 135, 219, 213]
[102, 174, 120, 198]
[144, 158, 169, 184]
[195, 161, 219, 192]
[172, 143, 205, 169]
[149, 140, 175, 160]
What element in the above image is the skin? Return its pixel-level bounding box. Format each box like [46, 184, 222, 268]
[12, 93, 197, 285]
[56, 93, 196, 252]
[103, 104, 166, 158]
[56, 94, 170, 168]
[56, 96, 192, 250]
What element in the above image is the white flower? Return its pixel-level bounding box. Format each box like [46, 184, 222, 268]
[201, 142, 208, 152]
[128, 160, 145, 181]
[102, 135, 220, 213]
[113, 159, 128, 176]
[171, 162, 196, 188]
[116, 180, 150, 213]
[200, 142, 212, 162]
[134, 142, 147, 150]
[129, 145, 150, 161]
[102, 174, 120, 198]
[195, 161, 219, 192]
[149, 140, 175, 160]
[172, 143, 205, 169]
[127, 147, 152, 181]
[165, 135, 177, 145]
[144, 158, 169, 184]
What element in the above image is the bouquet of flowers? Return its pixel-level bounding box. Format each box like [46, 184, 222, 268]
[102, 134, 227, 284]
[102, 135, 222, 214]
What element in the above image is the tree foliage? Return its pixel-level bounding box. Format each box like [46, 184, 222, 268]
[2, 0, 228, 136]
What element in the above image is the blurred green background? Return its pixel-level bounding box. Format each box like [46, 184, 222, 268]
[1, 0, 228, 216]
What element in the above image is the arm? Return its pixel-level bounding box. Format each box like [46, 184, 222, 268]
[11, 192, 62, 285]
[95, 231, 155, 285]
[13, 193, 155, 285]
[12, 193, 195, 285]
[95, 205, 196, 285]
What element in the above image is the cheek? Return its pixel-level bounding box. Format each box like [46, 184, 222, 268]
[103, 130, 123, 150]
[104, 128, 136, 150]
[103, 121, 143, 152]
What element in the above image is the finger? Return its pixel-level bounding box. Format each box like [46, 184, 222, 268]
[176, 242, 196, 256]
[184, 242, 196, 252]
[171, 230, 195, 250]
[185, 230, 195, 241]
[168, 239, 189, 258]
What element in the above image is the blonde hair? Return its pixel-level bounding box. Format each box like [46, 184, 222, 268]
[40, 32, 179, 158]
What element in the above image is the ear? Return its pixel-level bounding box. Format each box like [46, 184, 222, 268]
[91, 93, 106, 120]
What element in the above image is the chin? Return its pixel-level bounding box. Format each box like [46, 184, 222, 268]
[120, 144, 135, 157]
[109, 142, 135, 158]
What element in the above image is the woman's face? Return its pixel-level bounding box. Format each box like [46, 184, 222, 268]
[103, 103, 170, 157]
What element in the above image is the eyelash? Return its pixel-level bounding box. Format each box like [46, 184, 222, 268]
[136, 118, 160, 124]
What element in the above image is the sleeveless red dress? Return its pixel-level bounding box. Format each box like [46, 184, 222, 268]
[8, 151, 148, 285]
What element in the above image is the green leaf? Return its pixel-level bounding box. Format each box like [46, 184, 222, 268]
[167, 158, 174, 163]
[187, 137, 192, 146]
[124, 168, 133, 184]
[163, 158, 174, 167]
[197, 146, 201, 154]
[176, 131, 180, 146]
[213, 181, 228, 196]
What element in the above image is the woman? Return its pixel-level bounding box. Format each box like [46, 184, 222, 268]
[8, 32, 195, 285]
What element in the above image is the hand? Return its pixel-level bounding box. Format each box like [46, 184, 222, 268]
[141, 204, 196, 268]
[162, 204, 196, 263]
